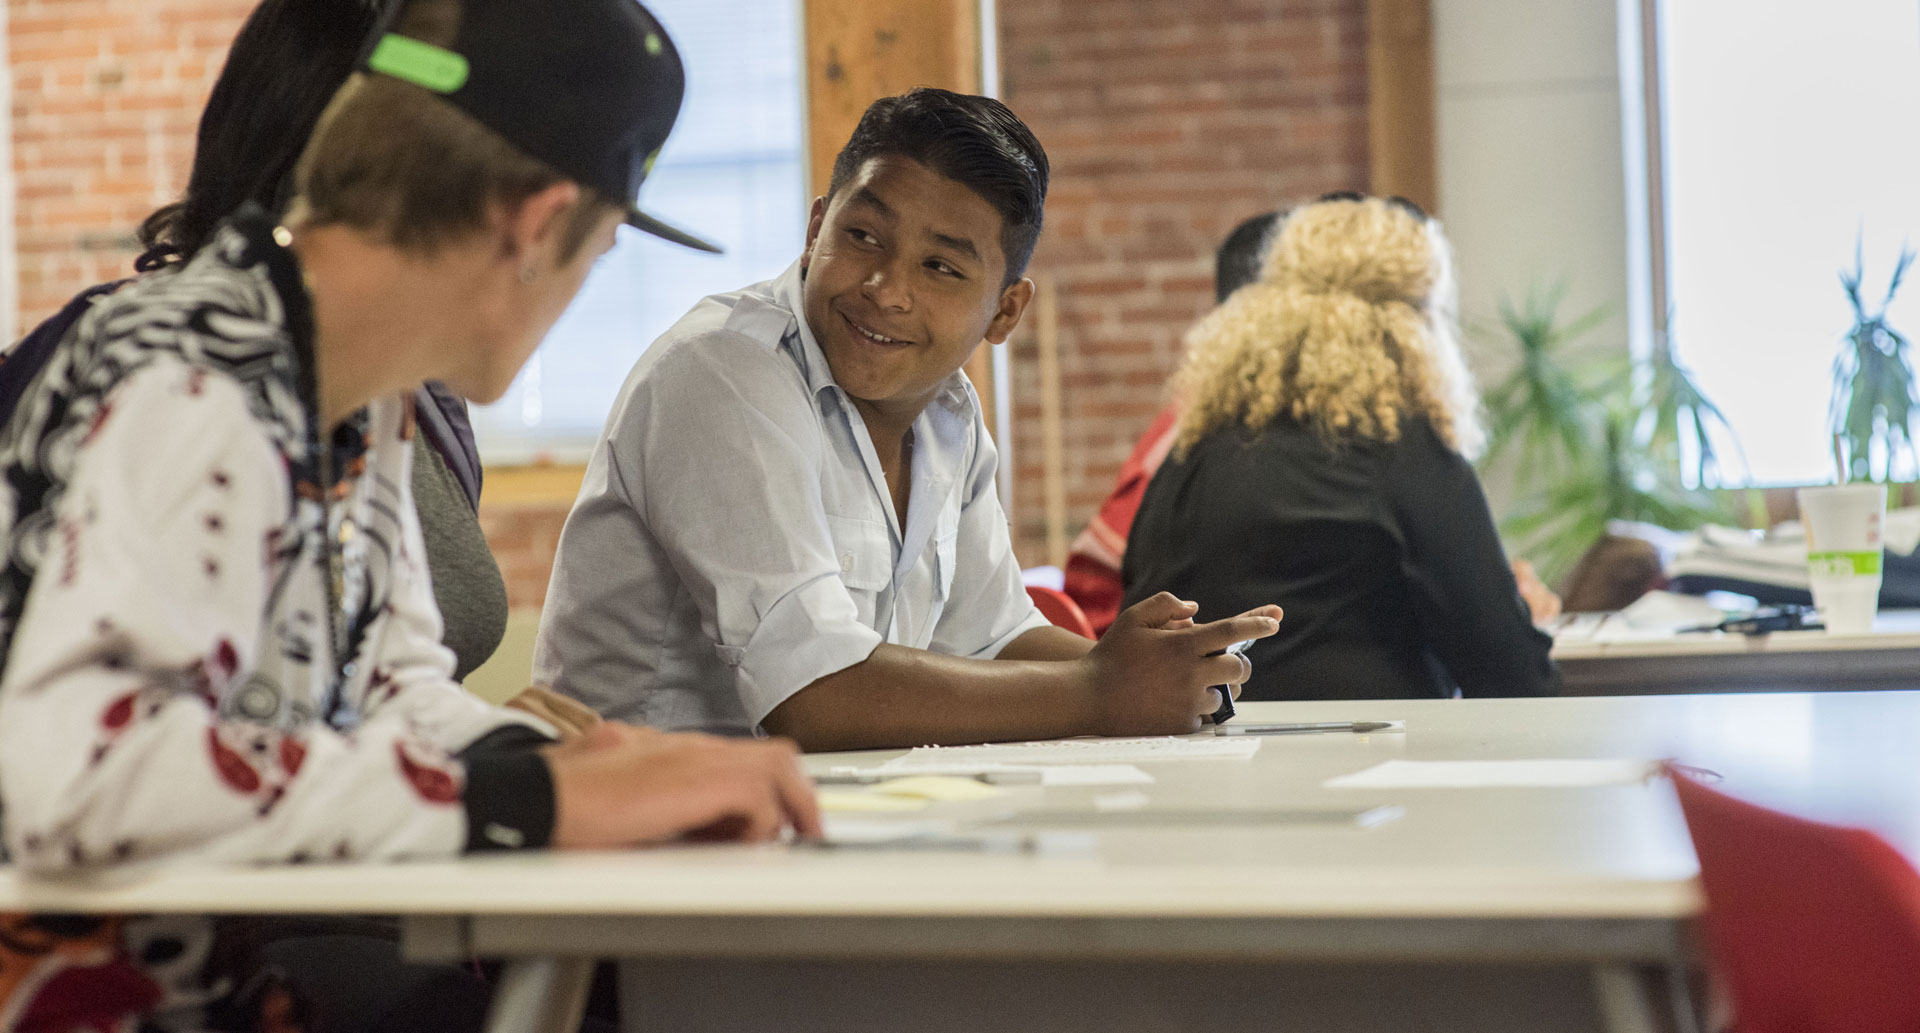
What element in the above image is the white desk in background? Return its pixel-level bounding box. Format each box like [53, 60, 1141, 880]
[6, 692, 1919, 1033]
[1553, 605, 1920, 694]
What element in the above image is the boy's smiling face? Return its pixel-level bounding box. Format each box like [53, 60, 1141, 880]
[799, 156, 1033, 427]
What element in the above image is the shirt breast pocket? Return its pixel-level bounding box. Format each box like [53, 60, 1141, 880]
[826, 512, 891, 626]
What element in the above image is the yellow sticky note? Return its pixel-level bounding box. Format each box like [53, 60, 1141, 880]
[870, 776, 1007, 802]
[816, 789, 930, 813]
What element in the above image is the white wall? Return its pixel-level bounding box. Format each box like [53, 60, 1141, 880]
[1432, 0, 1636, 511]
[1434, 0, 1631, 359]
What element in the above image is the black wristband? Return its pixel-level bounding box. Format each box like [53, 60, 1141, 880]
[459, 726, 556, 852]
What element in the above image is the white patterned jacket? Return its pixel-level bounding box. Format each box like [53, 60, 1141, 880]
[0, 208, 551, 871]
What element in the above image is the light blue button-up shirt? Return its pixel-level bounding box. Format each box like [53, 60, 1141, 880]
[533, 259, 1047, 733]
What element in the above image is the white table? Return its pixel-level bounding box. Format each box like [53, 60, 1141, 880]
[6, 693, 1917, 1033]
[1553, 609, 1920, 694]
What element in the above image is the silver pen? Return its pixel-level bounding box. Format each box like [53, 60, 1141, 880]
[813, 770, 1043, 786]
[1217, 721, 1394, 736]
[799, 833, 1039, 854]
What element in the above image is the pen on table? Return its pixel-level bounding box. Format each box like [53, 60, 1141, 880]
[812, 770, 1044, 786]
[799, 834, 1039, 854]
[1217, 721, 1395, 736]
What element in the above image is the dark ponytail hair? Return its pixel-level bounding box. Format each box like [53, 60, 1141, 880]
[135, 0, 390, 270]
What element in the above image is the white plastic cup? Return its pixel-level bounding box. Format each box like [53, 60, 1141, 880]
[1796, 484, 1888, 635]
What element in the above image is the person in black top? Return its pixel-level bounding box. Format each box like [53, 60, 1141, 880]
[1122, 194, 1559, 700]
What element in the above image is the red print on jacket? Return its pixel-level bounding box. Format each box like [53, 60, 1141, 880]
[206, 727, 263, 795]
[101, 692, 136, 732]
[79, 398, 115, 445]
[57, 519, 80, 587]
[90, 687, 164, 768]
[209, 638, 241, 687]
[395, 741, 460, 805]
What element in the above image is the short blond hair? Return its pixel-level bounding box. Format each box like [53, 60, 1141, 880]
[1172, 196, 1483, 458]
[289, 0, 616, 258]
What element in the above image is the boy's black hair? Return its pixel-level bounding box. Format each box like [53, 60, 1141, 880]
[1214, 211, 1282, 303]
[828, 87, 1049, 286]
[136, 0, 390, 269]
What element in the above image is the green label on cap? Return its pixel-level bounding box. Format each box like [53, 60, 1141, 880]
[368, 35, 469, 94]
[1809, 549, 1883, 577]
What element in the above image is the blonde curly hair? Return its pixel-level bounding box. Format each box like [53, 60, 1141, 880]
[1171, 195, 1484, 458]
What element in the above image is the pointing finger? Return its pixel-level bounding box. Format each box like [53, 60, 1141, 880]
[1186, 613, 1282, 653]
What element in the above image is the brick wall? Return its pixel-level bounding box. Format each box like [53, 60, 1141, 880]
[475, 501, 567, 611]
[10, 0, 255, 326]
[999, 0, 1369, 564]
[6, 0, 1372, 607]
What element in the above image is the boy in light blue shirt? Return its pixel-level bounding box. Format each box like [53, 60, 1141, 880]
[537, 89, 1280, 751]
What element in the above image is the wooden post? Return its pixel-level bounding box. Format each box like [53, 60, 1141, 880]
[804, 0, 980, 199]
[1367, 0, 1438, 215]
[804, 0, 1004, 446]
[1035, 277, 1068, 568]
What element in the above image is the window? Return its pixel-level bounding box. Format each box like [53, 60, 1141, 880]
[470, 0, 807, 464]
[1656, 0, 1920, 485]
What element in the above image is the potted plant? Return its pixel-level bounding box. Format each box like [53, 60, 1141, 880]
[1478, 283, 1739, 585]
[1829, 241, 1918, 483]
[1477, 282, 1616, 487]
[1499, 401, 1732, 583]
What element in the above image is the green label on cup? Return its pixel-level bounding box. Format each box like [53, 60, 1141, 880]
[367, 35, 469, 94]
[1808, 549, 1883, 577]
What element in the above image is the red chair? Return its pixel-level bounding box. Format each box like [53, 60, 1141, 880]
[1027, 585, 1096, 640]
[1667, 764, 1920, 1033]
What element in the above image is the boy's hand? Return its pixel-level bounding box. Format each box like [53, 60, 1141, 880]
[545, 724, 823, 848]
[504, 685, 603, 741]
[1077, 593, 1282, 736]
[1510, 559, 1562, 623]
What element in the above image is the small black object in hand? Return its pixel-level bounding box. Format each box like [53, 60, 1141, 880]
[1208, 639, 1254, 725]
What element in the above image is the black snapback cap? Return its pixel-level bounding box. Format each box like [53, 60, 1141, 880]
[364, 0, 720, 253]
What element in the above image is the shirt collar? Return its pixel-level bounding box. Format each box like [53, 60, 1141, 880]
[769, 257, 842, 401]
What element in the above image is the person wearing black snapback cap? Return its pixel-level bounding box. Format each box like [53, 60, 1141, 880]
[536, 88, 1283, 751]
[0, 0, 816, 1026]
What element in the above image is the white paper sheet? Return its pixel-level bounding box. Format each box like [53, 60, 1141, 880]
[1324, 759, 1659, 789]
[817, 817, 956, 844]
[816, 790, 930, 813]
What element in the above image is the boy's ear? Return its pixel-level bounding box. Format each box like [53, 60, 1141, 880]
[800, 195, 829, 274]
[984, 277, 1035, 345]
[502, 181, 584, 261]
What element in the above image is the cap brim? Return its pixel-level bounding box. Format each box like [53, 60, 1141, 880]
[627, 207, 722, 254]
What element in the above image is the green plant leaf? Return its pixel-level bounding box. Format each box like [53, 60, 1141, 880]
[1831, 239, 1920, 482]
